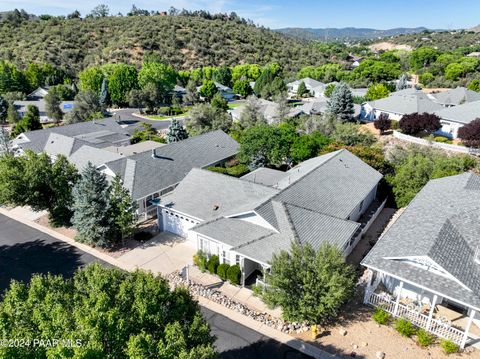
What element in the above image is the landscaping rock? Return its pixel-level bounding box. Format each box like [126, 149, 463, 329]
[339, 328, 347, 336]
[361, 342, 368, 347]
[376, 351, 385, 359]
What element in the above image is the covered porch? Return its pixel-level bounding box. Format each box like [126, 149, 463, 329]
[364, 269, 479, 348]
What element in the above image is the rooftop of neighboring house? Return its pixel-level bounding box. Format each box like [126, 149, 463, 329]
[367, 89, 443, 115]
[287, 77, 325, 90]
[362, 172, 480, 310]
[429, 87, 480, 107]
[162, 149, 382, 265]
[434, 100, 480, 125]
[230, 98, 304, 123]
[14, 100, 75, 114]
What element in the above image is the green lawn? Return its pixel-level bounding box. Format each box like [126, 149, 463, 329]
[145, 113, 188, 121]
[228, 103, 243, 109]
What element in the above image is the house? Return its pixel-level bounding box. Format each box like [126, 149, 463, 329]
[362, 173, 480, 348]
[347, 54, 363, 68]
[197, 82, 235, 101]
[467, 52, 480, 59]
[158, 149, 383, 285]
[434, 100, 480, 138]
[229, 98, 304, 124]
[287, 77, 326, 97]
[298, 100, 362, 119]
[26, 86, 49, 100]
[429, 87, 480, 107]
[12, 119, 239, 220]
[361, 89, 443, 121]
[14, 100, 75, 124]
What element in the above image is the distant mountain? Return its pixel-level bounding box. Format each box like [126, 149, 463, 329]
[275, 27, 440, 41]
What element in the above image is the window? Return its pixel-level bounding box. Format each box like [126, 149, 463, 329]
[235, 255, 240, 266]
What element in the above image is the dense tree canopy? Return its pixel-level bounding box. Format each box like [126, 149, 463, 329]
[0, 264, 216, 358]
[186, 103, 232, 135]
[458, 118, 480, 148]
[399, 113, 441, 136]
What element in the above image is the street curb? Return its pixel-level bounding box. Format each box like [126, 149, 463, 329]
[0, 208, 129, 271]
[1, 208, 334, 359]
[197, 297, 335, 359]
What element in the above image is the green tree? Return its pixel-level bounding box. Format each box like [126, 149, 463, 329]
[254, 66, 286, 99]
[210, 92, 229, 110]
[324, 83, 335, 98]
[99, 77, 109, 107]
[0, 95, 7, 124]
[233, 80, 252, 97]
[409, 47, 439, 70]
[71, 163, 114, 247]
[468, 80, 480, 92]
[199, 80, 218, 101]
[213, 65, 232, 87]
[352, 60, 401, 83]
[12, 105, 41, 136]
[106, 64, 138, 106]
[183, 79, 200, 105]
[0, 60, 28, 94]
[90, 4, 109, 17]
[239, 96, 266, 129]
[263, 242, 355, 324]
[166, 119, 189, 143]
[0, 127, 10, 153]
[332, 123, 376, 146]
[327, 82, 354, 122]
[186, 103, 232, 135]
[65, 91, 104, 124]
[44, 90, 63, 124]
[0, 264, 216, 358]
[138, 61, 177, 103]
[131, 122, 165, 144]
[0, 151, 78, 226]
[396, 74, 410, 91]
[444, 63, 465, 81]
[296, 81, 309, 97]
[78, 66, 104, 93]
[109, 175, 137, 241]
[365, 83, 390, 101]
[6, 102, 20, 125]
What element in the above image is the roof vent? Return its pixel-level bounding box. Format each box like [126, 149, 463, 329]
[213, 204, 219, 211]
[151, 148, 157, 158]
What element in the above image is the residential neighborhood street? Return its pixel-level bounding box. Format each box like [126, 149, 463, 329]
[0, 213, 312, 358]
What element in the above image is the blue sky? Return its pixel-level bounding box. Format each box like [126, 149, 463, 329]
[1, 0, 479, 30]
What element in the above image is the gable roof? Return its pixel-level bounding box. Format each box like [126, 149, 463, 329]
[288, 77, 325, 89]
[362, 172, 480, 310]
[368, 90, 443, 115]
[431, 87, 480, 106]
[434, 100, 480, 125]
[108, 130, 239, 200]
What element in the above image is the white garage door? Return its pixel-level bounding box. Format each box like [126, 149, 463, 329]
[163, 210, 195, 238]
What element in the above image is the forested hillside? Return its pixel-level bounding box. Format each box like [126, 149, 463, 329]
[0, 11, 337, 74]
[389, 29, 480, 52]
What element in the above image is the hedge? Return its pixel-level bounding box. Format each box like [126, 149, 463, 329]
[207, 255, 219, 274]
[227, 264, 241, 285]
[216, 263, 230, 281]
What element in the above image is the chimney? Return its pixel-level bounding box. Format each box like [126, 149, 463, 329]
[151, 148, 157, 158]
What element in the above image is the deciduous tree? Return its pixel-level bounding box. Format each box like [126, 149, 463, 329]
[458, 118, 480, 148]
[186, 103, 232, 135]
[399, 112, 441, 136]
[109, 175, 137, 241]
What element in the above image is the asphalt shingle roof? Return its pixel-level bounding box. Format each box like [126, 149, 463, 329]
[368, 91, 443, 115]
[431, 87, 480, 106]
[434, 100, 480, 125]
[362, 172, 480, 310]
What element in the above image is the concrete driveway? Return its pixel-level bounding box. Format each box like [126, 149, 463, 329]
[117, 232, 195, 275]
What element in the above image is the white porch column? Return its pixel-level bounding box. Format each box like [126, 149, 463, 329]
[363, 270, 374, 304]
[461, 309, 476, 349]
[426, 295, 437, 331]
[393, 281, 404, 316]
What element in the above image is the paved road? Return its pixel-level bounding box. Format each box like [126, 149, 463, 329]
[202, 307, 312, 359]
[0, 213, 106, 292]
[0, 214, 311, 358]
[111, 108, 183, 131]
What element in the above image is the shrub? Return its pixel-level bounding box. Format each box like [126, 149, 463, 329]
[399, 112, 441, 136]
[390, 120, 399, 130]
[216, 263, 230, 281]
[374, 113, 392, 134]
[193, 250, 207, 272]
[394, 318, 416, 337]
[416, 329, 434, 347]
[372, 308, 391, 325]
[458, 118, 480, 148]
[440, 339, 459, 354]
[207, 166, 228, 174]
[207, 255, 219, 274]
[433, 136, 452, 144]
[227, 264, 241, 285]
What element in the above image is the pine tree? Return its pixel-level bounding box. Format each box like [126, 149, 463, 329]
[166, 119, 188, 143]
[239, 96, 266, 129]
[71, 162, 113, 247]
[99, 78, 108, 107]
[296, 81, 309, 97]
[0, 126, 10, 153]
[109, 175, 137, 242]
[45, 90, 63, 124]
[7, 102, 20, 125]
[396, 74, 410, 91]
[0, 96, 7, 124]
[327, 82, 354, 122]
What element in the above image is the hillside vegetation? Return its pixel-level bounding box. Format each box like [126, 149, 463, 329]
[0, 13, 335, 74]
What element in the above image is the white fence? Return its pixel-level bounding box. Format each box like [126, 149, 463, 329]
[366, 290, 465, 345]
[393, 131, 480, 156]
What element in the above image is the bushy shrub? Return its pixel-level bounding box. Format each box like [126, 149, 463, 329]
[440, 339, 459, 354]
[416, 329, 434, 347]
[390, 120, 399, 130]
[207, 166, 228, 174]
[207, 255, 219, 274]
[374, 113, 392, 134]
[226, 164, 249, 177]
[193, 250, 207, 272]
[227, 264, 241, 285]
[433, 136, 452, 144]
[399, 112, 441, 136]
[372, 308, 391, 325]
[394, 318, 416, 337]
[458, 118, 480, 148]
[216, 263, 230, 281]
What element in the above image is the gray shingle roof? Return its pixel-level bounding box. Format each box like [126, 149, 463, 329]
[241, 167, 288, 187]
[434, 100, 480, 125]
[288, 78, 325, 89]
[368, 91, 443, 115]
[109, 130, 239, 200]
[431, 87, 480, 106]
[362, 172, 480, 310]
[161, 168, 278, 220]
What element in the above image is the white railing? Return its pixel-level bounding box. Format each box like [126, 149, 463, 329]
[366, 291, 465, 345]
[393, 131, 480, 155]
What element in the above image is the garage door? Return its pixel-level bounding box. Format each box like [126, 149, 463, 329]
[163, 210, 195, 238]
